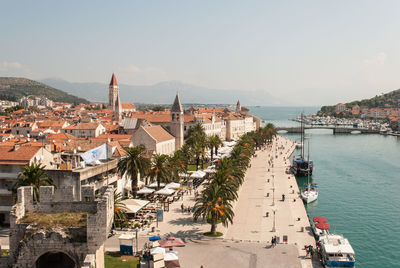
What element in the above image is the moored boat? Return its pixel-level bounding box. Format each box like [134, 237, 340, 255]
[311, 216, 329, 240]
[301, 183, 318, 203]
[292, 113, 314, 177]
[319, 233, 356, 267]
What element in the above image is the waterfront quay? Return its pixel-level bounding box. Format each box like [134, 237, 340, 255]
[225, 135, 322, 268]
[105, 135, 322, 268]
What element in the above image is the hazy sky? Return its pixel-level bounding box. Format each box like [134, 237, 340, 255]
[1, 0, 400, 105]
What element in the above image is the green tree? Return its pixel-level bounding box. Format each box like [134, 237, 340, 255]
[113, 189, 127, 228]
[207, 135, 223, 161]
[13, 163, 54, 202]
[117, 145, 151, 198]
[193, 183, 234, 235]
[149, 154, 172, 189]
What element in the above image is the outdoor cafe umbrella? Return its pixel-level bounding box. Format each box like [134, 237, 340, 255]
[190, 170, 206, 179]
[148, 182, 166, 188]
[160, 237, 185, 248]
[155, 188, 175, 195]
[137, 187, 155, 195]
[165, 182, 181, 189]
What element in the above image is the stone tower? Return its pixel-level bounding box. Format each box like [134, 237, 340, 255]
[170, 94, 184, 150]
[109, 73, 122, 122]
[236, 100, 241, 114]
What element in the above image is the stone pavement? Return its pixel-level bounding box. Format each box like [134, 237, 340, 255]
[225, 135, 322, 268]
[105, 135, 323, 268]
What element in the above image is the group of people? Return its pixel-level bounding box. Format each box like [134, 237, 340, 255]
[305, 244, 315, 258]
[181, 203, 192, 214]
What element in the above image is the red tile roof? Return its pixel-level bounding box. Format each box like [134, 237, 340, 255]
[121, 103, 136, 109]
[0, 146, 41, 165]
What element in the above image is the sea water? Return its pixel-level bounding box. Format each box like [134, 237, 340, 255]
[250, 106, 400, 268]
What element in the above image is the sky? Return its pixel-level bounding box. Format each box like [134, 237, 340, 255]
[1, 0, 400, 106]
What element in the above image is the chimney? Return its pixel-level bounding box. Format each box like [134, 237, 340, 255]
[13, 144, 20, 151]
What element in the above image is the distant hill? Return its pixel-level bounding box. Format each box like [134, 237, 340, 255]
[319, 88, 400, 115]
[0, 77, 89, 104]
[40, 78, 286, 106]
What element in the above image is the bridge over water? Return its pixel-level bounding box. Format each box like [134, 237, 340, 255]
[276, 125, 380, 134]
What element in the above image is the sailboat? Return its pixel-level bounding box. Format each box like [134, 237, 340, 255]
[301, 140, 318, 203]
[292, 113, 313, 177]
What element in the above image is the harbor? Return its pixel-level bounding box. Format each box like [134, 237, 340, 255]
[251, 106, 400, 268]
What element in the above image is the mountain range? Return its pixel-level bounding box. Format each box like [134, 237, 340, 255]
[40, 78, 285, 106]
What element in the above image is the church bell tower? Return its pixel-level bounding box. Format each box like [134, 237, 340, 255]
[170, 94, 184, 150]
[109, 73, 122, 122]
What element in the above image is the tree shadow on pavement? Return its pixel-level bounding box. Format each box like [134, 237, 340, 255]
[163, 228, 208, 243]
[168, 217, 206, 227]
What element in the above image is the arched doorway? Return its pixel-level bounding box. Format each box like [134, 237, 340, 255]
[35, 251, 76, 268]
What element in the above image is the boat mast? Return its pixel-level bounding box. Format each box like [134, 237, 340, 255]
[307, 139, 310, 189]
[301, 113, 304, 159]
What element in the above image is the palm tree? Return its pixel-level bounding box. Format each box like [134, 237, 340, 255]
[13, 163, 54, 202]
[193, 142, 207, 170]
[193, 183, 234, 235]
[113, 189, 127, 228]
[117, 145, 151, 198]
[149, 154, 172, 189]
[208, 135, 223, 161]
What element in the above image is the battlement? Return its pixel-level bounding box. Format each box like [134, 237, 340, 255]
[8, 185, 114, 267]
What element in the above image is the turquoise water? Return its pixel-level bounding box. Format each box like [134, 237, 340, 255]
[250, 106, 400, 268]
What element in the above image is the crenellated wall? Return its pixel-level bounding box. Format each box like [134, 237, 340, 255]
[7, 185, 114, 268]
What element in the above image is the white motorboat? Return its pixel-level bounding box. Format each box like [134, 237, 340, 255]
[319, 233, 356, 267]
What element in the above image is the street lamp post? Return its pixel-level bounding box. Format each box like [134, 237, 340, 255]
[135, 227, 139, 255]
[272, 207, 277, 232]
[271, 173, 275, 206]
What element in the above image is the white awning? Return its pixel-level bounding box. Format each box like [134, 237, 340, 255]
[120, 199, 150, 213]
[137, 187, 155, 194]
[155, 188, 175, 195]
[165, 182, 181, 189]
[148, 182, 166, 188]
[190, 170, 206, 178]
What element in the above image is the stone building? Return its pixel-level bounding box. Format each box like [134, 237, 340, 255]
[8, 185, 114, 268]
[131, 125, 176, 155]
[0, 145, 55, 226]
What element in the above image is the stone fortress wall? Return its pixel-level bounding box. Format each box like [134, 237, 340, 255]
[6, 185, 114, 268]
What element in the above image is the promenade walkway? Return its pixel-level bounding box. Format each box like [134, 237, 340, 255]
[105, 135, 322, 267]
[225, 135, 322, 268]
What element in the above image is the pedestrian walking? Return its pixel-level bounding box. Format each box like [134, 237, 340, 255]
[271, 236, 274, 247]
[309, 245, 314, 259]
[181, 203, 184, 213]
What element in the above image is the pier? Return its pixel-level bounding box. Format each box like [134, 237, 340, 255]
[276, 125, 380, 134]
